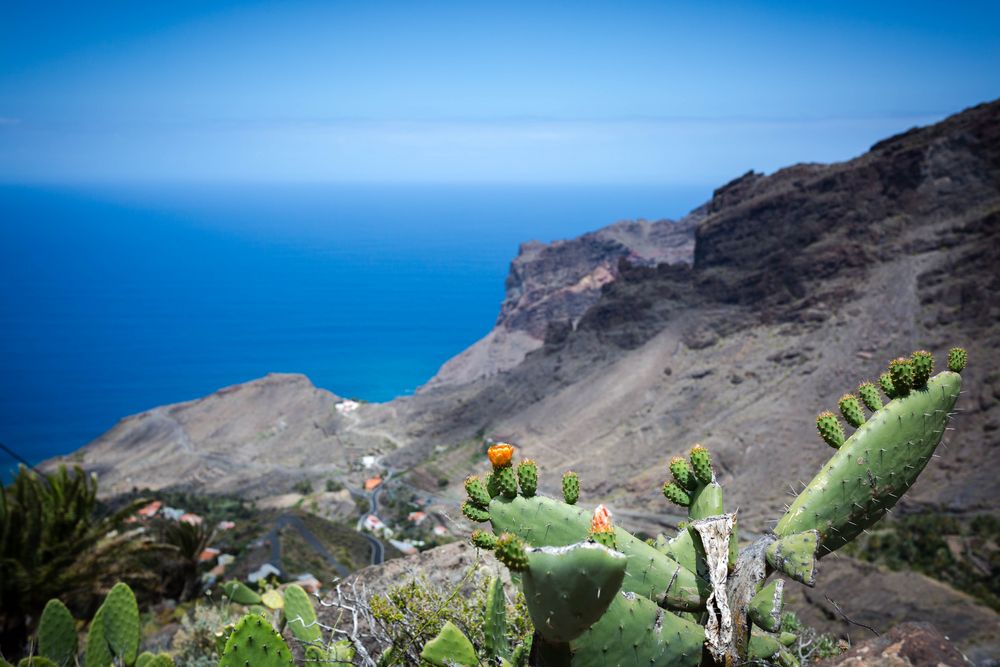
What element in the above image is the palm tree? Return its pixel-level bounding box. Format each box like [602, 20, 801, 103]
[0, 465, 149, 656]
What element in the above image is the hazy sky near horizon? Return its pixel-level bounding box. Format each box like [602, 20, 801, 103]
[1, 1, 998, 185]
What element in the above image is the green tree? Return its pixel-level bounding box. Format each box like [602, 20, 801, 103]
[0, 465, 147, 656]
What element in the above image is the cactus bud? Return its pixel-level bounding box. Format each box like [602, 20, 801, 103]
[485, 472, 501, 498]
[517, 459, 538, 497]
[487, 443, 515, 469]
[471, 529, 498, 550]
[464, 475, 491, 509]
[462, 501, 490, 523]
[495, 533, 529, 572]
[669, 456, 695, 490]
[589, 504, 616, 549]
[837, 394, 866, 428]
[561, 471, 579, 505]
[948, 347, 967, 373]
[816, 411, 845, 449]
[879, 372, 897, 399]
[662, 481, 692, 507]
[689, 444, 713, 485]
[857, 381, 883, 412]
[494, 465, 518, 499]
[910, 350, 934, 388]
[888, 357, 913, 396]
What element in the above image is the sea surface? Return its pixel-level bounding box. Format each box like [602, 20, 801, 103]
[0, 183, 709, 478]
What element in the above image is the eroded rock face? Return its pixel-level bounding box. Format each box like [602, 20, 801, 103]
[817, 622, 971, 667]
[423, 214, 699, 388]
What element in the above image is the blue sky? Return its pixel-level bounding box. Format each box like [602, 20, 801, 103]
[1, 1, 998, 185]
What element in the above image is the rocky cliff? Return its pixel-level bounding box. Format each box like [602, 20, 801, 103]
[423, 212, 699, 388]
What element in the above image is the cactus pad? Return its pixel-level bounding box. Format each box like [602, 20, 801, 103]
[483, 576, 509, 660]
[669, 456, 696, 490]
[461, 500, 490, 523]
[888, 357, 914, 396]
[689, 444, 714, 485]
[778, 370, 961, 553]
[837, 394, 866, 428]
[84, 604, 112, 667]
[471, 528, 498, 550]
[516, 459, 538, 497]
[420, 621, 477, 666]
[464, 475, 491, 508]
[563, 591, 705, 667]
[561, 471, 579, 505]
[520, 541, 627, 643]
[857, 381, 883, 412]
[218, 614, 294, 667]
[101, 582, 140, 666]
[816, 411, 845, 449]
[663, 481, 692, 507]
[910, 350, 934, 388]
[136, 654, 175, 667]
[948, 346, 967, 372]
[18, 658, 58, 667]
[283, 584, 321, 643]
[38, 599, 76, 667]
[748, 580, 784, 632]
[488, 494, 702, 611]
[765, 531, 819, 586]
[221, 580, 262, 605]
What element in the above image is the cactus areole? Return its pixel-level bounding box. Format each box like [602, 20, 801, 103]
[461, 347, 968, 666]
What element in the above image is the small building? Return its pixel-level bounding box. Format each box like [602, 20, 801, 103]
[180, 512, 203, 525]
[137, 501, 162, 518]
[248, 563, 281, 584]
[364, 476, 382, 491]
[198, 547, 221, 563]
[407, 511, 427, 525]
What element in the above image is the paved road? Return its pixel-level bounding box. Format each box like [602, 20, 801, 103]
[267, 514, 351, 578]
[352, 467, 394, 565]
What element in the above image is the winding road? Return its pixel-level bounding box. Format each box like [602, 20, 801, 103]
[266, 514, 351, 579]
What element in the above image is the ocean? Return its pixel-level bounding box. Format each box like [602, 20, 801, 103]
[0, 183, 709, 478]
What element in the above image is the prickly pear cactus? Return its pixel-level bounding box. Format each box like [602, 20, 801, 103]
[283, 584, 321, 644]
[135, 654, 175, 667]
[101, 582, 140, 666]
[220, 580, 261, 606]
[217, 614, 294, 667]
[37, 599, 77, 667]
[463, 348, 968, 666]
[420, 621, 477, 666]
[83, 604, 113, 667]
[17, 658, 59, 667]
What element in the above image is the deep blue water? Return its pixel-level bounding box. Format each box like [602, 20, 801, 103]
[0, 183, 709, 477]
